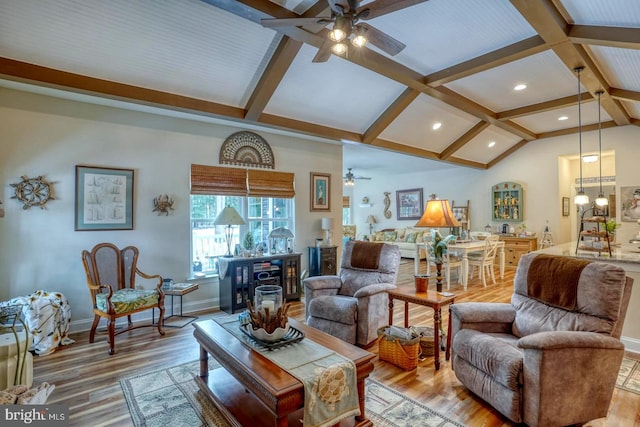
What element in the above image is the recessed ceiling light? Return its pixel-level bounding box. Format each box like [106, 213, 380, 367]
[514, 84, 527, 91]
[488, 141, 496, 148]
[583, 154, 598, 163]
[432, 122, 442, 130]
[558, 116, 569, 121]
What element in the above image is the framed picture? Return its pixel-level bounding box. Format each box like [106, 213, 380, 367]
[310, 172, 330, 211]
[562, 196, 570, 217]
[75, 165, 134, 231]
[396, 188, 423, 220]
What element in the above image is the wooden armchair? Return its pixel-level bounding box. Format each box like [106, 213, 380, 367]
[82, 243, 165, 355]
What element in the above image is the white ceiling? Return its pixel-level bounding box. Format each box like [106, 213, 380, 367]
[0, 0, 638, 174]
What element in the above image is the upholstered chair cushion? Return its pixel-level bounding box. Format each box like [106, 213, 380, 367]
[95, 289, 160, 314]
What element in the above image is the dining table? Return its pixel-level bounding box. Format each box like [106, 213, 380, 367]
[414, 240, 505, 290]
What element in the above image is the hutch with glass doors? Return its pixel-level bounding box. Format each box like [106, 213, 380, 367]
[492, 182, 523, 222]
[218, 252, 301, 314]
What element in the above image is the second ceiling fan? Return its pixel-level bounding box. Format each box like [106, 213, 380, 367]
[260, 0, 429, 62]
[343, 168, 371, 186]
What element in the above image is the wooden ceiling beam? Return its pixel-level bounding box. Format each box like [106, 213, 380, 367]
[371, 138, 487, 169]
[0, 57, 246, 119]
[362, 88, 420, 145]
[486, 139, 530, 168]
[425, 36, 548, 87]
[244, 37, 302, 122]
[259, 113, 362, 142]
[610, 88, 640, 103]
[440, 121, 489, 160]
[537, 120, 617, 139]
[510, 0, 630, 126]
[498, 92, 593, 120]
[569, 25, 640, 50]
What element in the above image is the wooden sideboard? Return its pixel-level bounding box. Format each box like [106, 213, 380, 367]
[494, 235, 538, 268]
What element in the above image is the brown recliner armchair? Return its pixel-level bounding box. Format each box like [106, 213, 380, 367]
[304, 240, 401, 347]
[82, 243, 165, 355]
[450, 252, 633, 427]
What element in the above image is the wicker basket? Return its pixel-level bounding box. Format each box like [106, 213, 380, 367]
[414, 326, 435, 357]
[376, 326, 420, 371]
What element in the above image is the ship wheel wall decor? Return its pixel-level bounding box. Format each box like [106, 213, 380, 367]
[10, 175, 55, 209]
[220, 131, 275, 169]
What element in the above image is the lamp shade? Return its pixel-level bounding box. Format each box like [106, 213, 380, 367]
[365, 215, 377, 225]
[415, 199, 460, 228]
[321, 217, 334, 230]
[268, 227, 294, 238]
[213, 206, 245, 226]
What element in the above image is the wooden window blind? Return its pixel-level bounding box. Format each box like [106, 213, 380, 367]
[343, 196, 350, 208]
[190, 164, 247, 196]
[247, 169, 295, 198]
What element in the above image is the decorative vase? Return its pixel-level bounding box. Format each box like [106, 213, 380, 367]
[415, 275, 428, 293]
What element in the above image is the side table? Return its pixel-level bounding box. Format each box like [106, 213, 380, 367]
[387, 287, 455, 370]
[0, 305, 30, 387]
[154, 284, 199, 328]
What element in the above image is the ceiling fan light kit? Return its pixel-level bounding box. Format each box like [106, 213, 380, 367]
[261, 0, 427, 62]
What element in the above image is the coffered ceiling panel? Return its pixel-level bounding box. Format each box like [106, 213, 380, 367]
[265, 44, 406, 133]
[561, 0, 640, 25]
[454, 126, 522, 164]
[588, 46, 640, 92]
[444, 51, 578, 113]
[378, 94, 478, 152]
[512, 100, 612, 134]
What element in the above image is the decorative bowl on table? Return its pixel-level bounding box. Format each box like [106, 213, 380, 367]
[249, 323, 290, 342]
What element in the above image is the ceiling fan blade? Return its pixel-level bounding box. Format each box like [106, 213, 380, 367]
[327, 0, 345, 16]
[359, 23, 406, 56]
[358, 0, 428, 20]
[260, 17, 332, 30]
[354, 176, 372, 180]
[312, 37, 333, 63]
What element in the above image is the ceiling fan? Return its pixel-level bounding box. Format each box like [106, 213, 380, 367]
[260, 0, 428, 62]
[343, 168, 371, 186]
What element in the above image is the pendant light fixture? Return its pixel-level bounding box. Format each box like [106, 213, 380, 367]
[574, 67, 589, 205]
[595, 91, 609, 207]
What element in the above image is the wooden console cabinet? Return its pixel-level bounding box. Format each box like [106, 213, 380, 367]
[218, 253, 301, 314]
[495, 235, 538, 268]
[308, 245, 338, 277]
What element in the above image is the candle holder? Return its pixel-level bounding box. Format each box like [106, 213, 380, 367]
[246, 285, 289, 342]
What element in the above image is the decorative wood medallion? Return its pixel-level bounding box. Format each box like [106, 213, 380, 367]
[220, 131, 275, 169]
[10, 175, 55, 209]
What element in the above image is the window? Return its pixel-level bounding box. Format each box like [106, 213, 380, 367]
[190, 195, 294, 275]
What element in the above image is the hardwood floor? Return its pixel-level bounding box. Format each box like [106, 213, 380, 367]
[33, 261, 640, 426]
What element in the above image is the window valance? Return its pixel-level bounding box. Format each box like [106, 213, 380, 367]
[190, 164, 294, 198]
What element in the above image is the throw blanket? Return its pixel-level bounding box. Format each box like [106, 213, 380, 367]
[219, 318, 360, 427]
[527, 255, 590, 310]
[0, 290, 75, 355]
[351, 242, 384, 270]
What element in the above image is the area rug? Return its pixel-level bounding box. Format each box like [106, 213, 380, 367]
[617, 357, 640, 395]
[121, 360, 466, 427]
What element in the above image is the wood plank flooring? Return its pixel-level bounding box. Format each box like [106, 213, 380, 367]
[33, 261, 640, 426]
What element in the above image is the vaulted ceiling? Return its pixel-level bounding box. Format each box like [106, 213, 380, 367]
[0, 0, 639, 171]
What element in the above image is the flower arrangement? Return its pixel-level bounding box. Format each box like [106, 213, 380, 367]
[604, 219, 620, 234]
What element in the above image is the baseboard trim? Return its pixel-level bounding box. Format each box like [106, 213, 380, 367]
[622, 336, 640, 355]
[68, 297, 220, 334]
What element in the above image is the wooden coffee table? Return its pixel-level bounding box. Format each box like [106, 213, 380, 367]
[193, 318, 375, 427]
[387, 287, 456, 370]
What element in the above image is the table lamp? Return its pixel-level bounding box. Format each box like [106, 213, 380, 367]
[213, 206, 245, 257]
[321, 217, 334, 245]
[415, 198, 460, 292]
[365, 215, 377, 235]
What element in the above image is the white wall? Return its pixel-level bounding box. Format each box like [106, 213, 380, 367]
[0, 88, 342, 331]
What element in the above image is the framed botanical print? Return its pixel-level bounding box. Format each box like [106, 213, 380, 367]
[75, 165, 134, 230]
[396, 188, 423, 220]
[310, 172, 330, 211]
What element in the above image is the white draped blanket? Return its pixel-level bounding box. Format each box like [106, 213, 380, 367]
[1, 290, 75, 356]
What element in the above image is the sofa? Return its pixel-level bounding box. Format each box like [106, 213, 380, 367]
[369, 227, 427, 259]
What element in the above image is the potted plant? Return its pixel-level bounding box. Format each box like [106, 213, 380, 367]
[604, 219, 619, 242]
[242, 230, 255, 256]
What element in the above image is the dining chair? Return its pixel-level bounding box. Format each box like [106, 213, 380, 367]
[467, 234, 500, 287]
[423, 239, 463, 290]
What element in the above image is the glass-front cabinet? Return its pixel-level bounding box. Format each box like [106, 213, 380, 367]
[492, 182, 523, 222]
